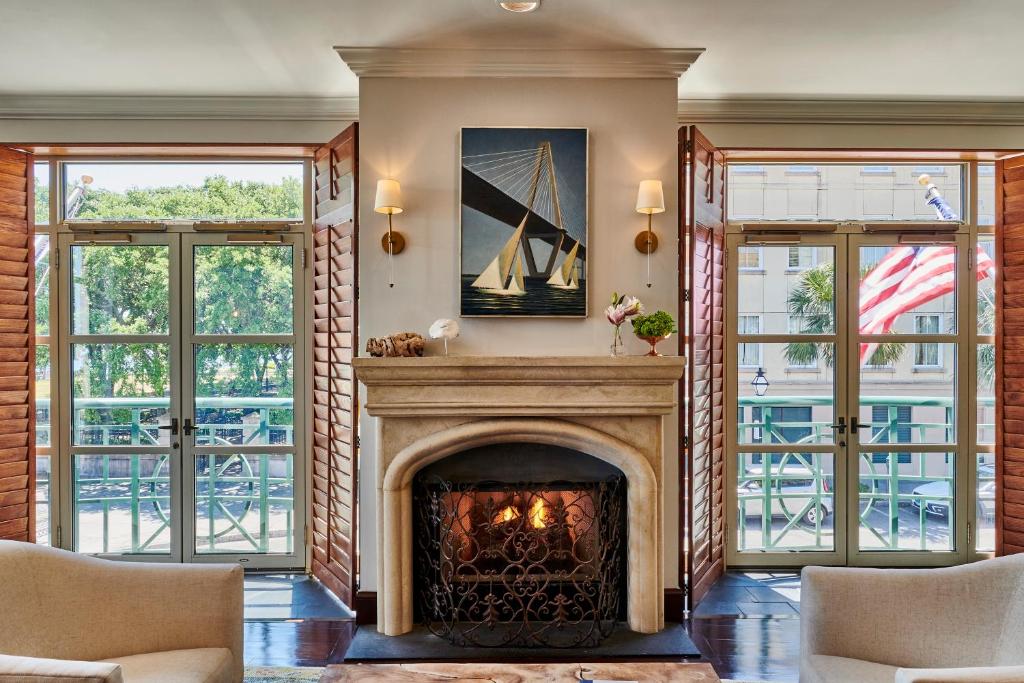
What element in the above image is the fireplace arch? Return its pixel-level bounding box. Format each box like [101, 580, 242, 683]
[378, 417, 661, 636]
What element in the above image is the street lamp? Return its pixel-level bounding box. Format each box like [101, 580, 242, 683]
[751, 367, 770, 397]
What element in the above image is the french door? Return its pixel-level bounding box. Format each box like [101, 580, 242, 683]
[57, 231, 305, 568]
[726, 231, 973, 567]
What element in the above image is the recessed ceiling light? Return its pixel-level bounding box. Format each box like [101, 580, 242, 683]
[498, 1, 540, 12]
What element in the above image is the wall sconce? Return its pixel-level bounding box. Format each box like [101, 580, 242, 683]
[634, 179, 665, 288]
[374, 179, 405, 288]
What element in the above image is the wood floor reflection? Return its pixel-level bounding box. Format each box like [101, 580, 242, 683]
[243, 572, 802, 682]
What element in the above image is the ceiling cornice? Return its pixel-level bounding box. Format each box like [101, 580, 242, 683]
[335, 47, 704, 79]
[678, 98, 1024, 126]
[0, 96, 359, 120]
[4, 95, 1024, 128]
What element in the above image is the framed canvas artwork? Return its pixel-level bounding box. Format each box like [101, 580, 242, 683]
[460, 127, 588, 317]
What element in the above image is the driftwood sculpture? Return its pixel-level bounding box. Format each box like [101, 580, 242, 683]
[366, 332, 425, 358]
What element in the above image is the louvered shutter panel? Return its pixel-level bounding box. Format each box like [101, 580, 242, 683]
[683, 126, 726, 603]
[996, 155, 1024, 555]
[0, 147, 35, 542]
[311, 124, 359, 604]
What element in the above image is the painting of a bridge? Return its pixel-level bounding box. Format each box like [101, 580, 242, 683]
[460, 127, 588, 317]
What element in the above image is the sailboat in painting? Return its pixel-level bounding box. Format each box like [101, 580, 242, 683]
[471, 216, 527, 296]
[547, 239, 580, 289]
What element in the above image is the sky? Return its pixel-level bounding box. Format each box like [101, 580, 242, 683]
[53, 162, 303, 193]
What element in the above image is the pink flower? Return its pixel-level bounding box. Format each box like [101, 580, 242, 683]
[605, 295, 643, 326]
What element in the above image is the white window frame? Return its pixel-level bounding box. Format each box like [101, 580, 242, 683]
[737, 246, 764, 271]
[737, 314, 763, 368]
[913, 314, 943, 369]
[786, 246, 818, 272]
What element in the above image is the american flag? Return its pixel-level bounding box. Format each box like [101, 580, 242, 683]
[859, 244, 995, 363]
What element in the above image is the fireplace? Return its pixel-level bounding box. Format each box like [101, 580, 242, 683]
[353, 356, 684, 637]
[412, 444, 627, 648]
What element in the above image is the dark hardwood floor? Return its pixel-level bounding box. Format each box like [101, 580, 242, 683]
[243, 572, 802, 682]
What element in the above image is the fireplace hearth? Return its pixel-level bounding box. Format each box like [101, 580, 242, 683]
[413, 445, 627, 648]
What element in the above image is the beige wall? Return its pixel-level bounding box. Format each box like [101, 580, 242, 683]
[357, 76, 682, 590]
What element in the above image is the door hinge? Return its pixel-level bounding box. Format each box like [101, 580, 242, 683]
[682, 434, 690, 448]
[683, 288, 691, 302]
[723, 249, 728, 271]
[968, 247, 974, 272]
[301, 247, 307, 269]
[355, 435, 361, 448]
[52, 248, 59, 271]
[56, 525, 62, 547]
[967, 522, 973, 546]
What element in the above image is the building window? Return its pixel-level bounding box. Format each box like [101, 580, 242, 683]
[914, 315, 942, 368]
[737, 246, 763, 270]
[871, 405, 912, 464]
[787, 246, 817, 271]
[738, 315, 762, 368]
[861, 165, 894, 175]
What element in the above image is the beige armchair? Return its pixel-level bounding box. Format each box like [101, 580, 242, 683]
[0, 541, 244, 683]
[801, 555, 1024, 683]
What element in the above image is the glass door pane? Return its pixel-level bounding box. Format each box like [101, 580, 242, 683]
[849, 235, 966, 564]
[182, 235, 303, 567]
[728, 236, 847, 565]
[62, 235, 180, 558]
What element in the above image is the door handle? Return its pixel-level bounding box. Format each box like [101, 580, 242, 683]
[182, 418, 195, 436]
[850, 416, 860, 434]
[157, 418, 179, 436]
[830, 417, 846, 434]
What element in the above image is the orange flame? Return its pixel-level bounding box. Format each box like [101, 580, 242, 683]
[529, 498, 547, 529]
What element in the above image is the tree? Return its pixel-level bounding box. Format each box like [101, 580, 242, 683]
[784, 262, 905, 368]
[69, 175, 299, 443]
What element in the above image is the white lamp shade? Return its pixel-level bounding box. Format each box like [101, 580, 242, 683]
[374, 179, 403, 215]
[635, 179, 665, 215]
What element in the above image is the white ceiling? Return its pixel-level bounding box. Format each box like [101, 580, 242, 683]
[1, 0, 1022, 100]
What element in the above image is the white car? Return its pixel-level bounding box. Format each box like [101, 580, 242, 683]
[911, 464, 996, 519]
[738, 465, 834, 525]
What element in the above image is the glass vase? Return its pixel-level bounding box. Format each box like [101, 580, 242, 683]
[609, 325, 624, 357]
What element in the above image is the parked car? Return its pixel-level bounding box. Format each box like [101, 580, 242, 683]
[738, 465, 834, 525]
[911, 464, 996, 519]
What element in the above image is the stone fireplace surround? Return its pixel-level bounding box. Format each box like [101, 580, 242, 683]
[354, 355, 686, 637]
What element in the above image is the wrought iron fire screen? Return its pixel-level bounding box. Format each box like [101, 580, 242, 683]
[413, 472, 626, 648]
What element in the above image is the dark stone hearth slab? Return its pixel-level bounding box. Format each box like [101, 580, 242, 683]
[344, 623, 701, 662]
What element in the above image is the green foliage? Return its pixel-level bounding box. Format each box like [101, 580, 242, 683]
[72, 175, 302, 221]
[784, 262, 905, 368]
[631, 310, 677, 338]
[63, 176, 298, 438]
[35, 184, 49, 225]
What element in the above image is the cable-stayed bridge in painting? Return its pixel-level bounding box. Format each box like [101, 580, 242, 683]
[462, 142, 585, 294]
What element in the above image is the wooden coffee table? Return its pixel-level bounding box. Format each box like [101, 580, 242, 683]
[320, 661, 719, 682]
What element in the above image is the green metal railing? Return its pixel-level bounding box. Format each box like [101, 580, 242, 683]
[38, 397, 295, 555]
[736, 395, 996, 552]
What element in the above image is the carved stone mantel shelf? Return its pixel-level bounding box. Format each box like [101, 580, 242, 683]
[354, 355, 685, 637]
[354, 355, 684, 416]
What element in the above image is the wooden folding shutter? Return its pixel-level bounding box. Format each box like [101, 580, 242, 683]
[996, 155, 1024, 555]
[311, 124, 359, 603]
[682, 126, 726, 603]
[0, 148, 35, 542]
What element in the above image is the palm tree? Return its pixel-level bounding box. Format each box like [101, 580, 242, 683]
[784, 262, 906, 368]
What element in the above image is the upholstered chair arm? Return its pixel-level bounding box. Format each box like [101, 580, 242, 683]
[801, 559, 1024, 669]
[0, 654, 123, 683]
[0, 544, 244, 682]
[896, 665, 1024, 683]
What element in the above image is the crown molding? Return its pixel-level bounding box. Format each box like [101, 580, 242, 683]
[678, 98, 1024, 126]
[0, 96, 359, 120]
[335, 47, 704, 79]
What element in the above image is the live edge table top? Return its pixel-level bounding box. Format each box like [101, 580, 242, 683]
[320, 661, 719, 682]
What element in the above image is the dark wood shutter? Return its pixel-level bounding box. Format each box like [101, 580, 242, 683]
[0, 147, 35, 542]
[681, 126, 725, 603]
[996, 155, 1024, 555]
[311, 124, 359, 603]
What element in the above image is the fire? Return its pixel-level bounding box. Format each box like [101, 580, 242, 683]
[494, 505, 519, 524]
[529, 498, 547, 529]
[491, 497, 549, 529]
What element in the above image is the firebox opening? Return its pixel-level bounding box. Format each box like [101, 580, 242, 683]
[413, 443, 628, 649]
